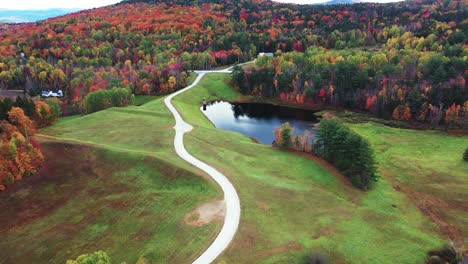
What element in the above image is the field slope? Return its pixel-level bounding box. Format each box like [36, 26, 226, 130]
[0, 97, 222, 263]
[172, 73, 447, 263]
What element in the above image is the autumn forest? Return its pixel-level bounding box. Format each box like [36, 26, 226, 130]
[0, 0, 465, 119]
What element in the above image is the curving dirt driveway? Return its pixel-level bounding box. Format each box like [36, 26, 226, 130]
[164, 68, 243, 264]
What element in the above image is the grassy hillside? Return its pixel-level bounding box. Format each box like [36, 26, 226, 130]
[172, 74, 447, 263]
[41, 97, 186, 169]
[1, 97, 222, 264]
[0, 140, 220, 264]
[349, 122, 468, 245]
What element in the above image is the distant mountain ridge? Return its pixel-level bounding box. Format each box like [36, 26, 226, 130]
[0, 8, 79, 23]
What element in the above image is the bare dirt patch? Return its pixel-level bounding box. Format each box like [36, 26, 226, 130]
[184, 199, 225, 226]
[384, 167, 466, 244]
[256, 200, 271, 211]
[398, 184, 465, 243]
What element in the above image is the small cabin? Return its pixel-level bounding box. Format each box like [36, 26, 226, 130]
[41, 89, 64, 98]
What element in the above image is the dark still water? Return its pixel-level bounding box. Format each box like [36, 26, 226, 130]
[201, 101, 318, 144]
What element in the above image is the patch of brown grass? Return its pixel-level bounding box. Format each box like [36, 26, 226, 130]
[183, 199, 225, 226]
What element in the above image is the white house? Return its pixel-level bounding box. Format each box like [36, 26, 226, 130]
[258, 52, 274, 57]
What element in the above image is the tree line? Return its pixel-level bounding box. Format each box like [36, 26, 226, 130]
[232, 45, 467, 127]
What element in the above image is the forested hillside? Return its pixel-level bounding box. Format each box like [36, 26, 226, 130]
[0, 0, 466, 122]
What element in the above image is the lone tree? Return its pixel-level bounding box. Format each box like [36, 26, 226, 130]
[315, 119, 378, 190]
[464, 147, 468, 162]
[274, 122, 294, 150]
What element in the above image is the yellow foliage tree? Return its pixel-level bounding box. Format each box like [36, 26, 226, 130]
[35, 101, 52, 128]
[168, 76, 177, 91]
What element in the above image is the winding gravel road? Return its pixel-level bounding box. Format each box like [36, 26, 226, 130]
[164, 66, 245, 264]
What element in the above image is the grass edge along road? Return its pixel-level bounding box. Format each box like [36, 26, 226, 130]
[172, 73, 448, 263]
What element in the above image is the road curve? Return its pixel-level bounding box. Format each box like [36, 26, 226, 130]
[164, 71, 241, 264]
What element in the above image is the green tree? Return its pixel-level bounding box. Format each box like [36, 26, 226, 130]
[0, 97, 13, 120]
[13, 96, 36, 118]
[45, 98, 62, 124]
[274, 122, 294, 150]
[84, 87, 133, 114]
[315, 119, 378, 190]
[231, 65, 247, 94]
[280, 122, 293, 150]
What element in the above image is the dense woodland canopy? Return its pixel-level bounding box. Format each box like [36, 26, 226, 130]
[0, 0, 465, 117]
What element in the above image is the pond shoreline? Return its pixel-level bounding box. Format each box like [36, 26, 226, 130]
[205, 94, 468, 134]
[201, 100, 319, 145]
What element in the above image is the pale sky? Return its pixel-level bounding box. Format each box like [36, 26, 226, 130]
[0, 0, 122, 10]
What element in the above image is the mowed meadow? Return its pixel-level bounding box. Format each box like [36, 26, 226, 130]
[172, 74, 457, 263]
[0, 73, 465, 263]
[349, 123, 468, 245]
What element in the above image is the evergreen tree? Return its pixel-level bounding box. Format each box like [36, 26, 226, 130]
[0, 97, 13, 120]
[315, 119, 378, 190]
[280, 122, 293, 150]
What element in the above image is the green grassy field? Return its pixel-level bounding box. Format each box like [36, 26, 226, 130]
[349, 122, 468, 245]
[172, 74, 448, 263]
[1, 94, 222, 263]
[41, 97, 188, 170]
[134, 95, 162, 106]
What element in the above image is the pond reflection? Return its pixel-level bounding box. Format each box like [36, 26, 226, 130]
[201, 101, 318, 144]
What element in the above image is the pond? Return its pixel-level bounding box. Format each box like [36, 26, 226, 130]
[201, 101, 319, 144]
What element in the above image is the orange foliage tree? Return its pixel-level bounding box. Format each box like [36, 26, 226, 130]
[35, 101, 52, 128]
[7, 107, 36, 137]
[0, 120, 44, 190]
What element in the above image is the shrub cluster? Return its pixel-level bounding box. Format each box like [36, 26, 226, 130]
[315, 119, 378, 190]
[84, 87, 135, 114]
[35, 98, 62, 128]
[0, 96, 61, 126]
